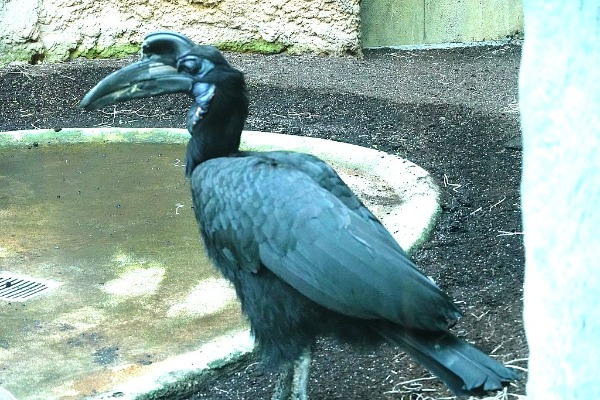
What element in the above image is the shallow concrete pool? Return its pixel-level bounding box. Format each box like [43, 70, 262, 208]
[0, 128, 439, 399]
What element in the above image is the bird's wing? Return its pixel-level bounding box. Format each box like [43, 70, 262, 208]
[247, 151, 387, 230]
[192, 155, 460, 331]
[246, 151, 417, 273]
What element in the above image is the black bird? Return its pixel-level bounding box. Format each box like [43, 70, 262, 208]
[80, 32, 518, 399]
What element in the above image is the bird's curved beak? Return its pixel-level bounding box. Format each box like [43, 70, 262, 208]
[80, 31, 198, 110]
[79, 59, 193, 110]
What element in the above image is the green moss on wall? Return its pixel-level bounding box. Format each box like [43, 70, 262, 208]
[0, 42, 142, 66]
[0, 38, 302, 67]
[0, 45, 45, 66]
[69, 43, 141, 60]
[216, 39, 289, 54]
[75, 39, 295, 58]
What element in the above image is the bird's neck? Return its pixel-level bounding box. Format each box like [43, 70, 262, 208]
[185, 87, 248, 176]
[185, 125, 241, 176]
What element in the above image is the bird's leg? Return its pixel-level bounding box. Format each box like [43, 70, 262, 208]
[271, 348, 311, 400]
[291, 347, 311, 399]
[272, 362, 293, 400]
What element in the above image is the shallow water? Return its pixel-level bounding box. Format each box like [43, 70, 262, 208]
[0, 142, 243, 398]
[1, 142, 195, 263]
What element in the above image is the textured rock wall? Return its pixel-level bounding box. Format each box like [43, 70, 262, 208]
[0, 0, 360, 65]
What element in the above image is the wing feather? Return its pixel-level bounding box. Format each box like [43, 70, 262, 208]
[192, 153, 460, 330]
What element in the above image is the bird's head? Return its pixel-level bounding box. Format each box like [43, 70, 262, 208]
[80, 31, 248, 173]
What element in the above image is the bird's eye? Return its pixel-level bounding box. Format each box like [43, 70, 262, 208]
[178, 57, 200, 75]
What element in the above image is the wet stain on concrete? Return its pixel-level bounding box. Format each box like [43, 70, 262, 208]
[93, 345, 119, 366]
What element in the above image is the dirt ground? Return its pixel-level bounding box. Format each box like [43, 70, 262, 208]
[0, 43, 527, 399]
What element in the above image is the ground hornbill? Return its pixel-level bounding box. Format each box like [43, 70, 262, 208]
[80, 31, 519, 399]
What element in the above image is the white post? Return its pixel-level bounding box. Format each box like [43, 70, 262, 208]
[520, 1, 600, 399]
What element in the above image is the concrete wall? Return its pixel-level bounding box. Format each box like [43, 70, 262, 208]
[520, 0, 600, 398]
[361, 0, 523, 48]
[0, 0, 361, 65]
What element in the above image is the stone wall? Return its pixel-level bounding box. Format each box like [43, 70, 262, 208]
[0, 0, 360, 65]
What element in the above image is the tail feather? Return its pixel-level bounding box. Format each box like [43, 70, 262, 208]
[380, 329, 519, 396]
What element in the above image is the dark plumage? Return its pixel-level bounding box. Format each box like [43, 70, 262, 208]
[80, 31, 519, 399]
